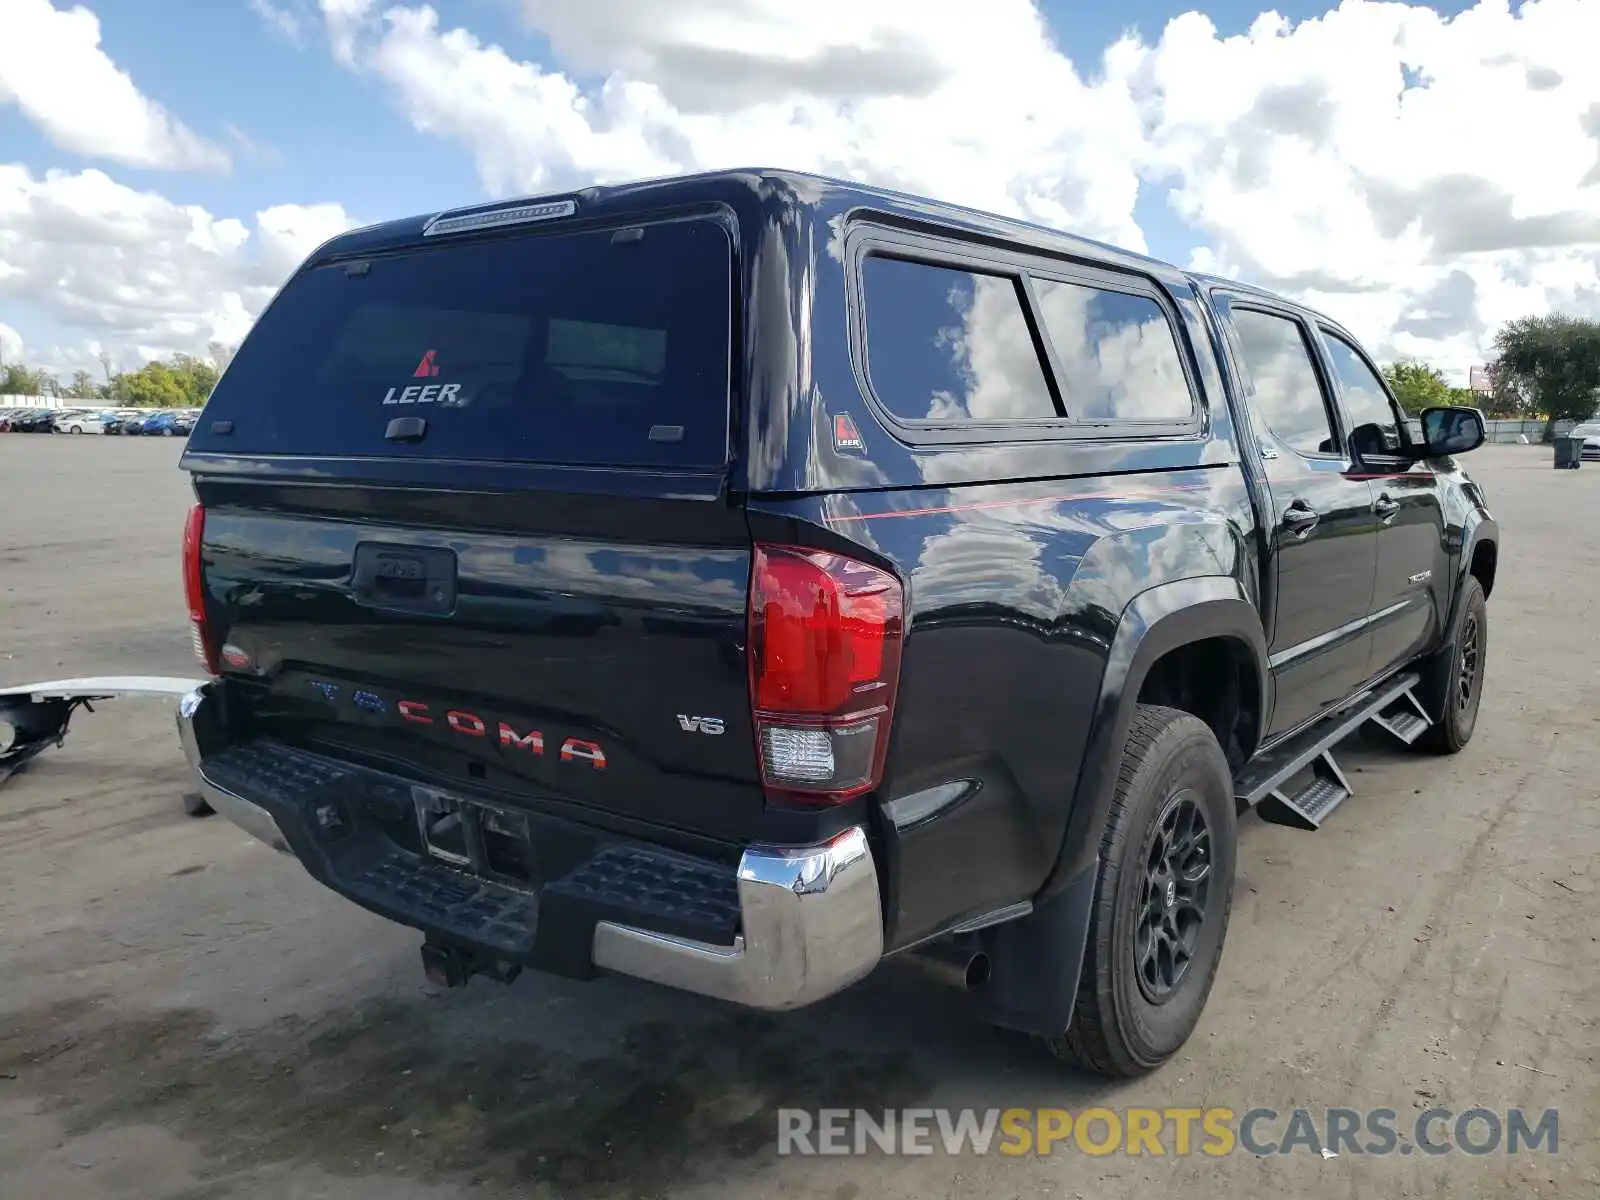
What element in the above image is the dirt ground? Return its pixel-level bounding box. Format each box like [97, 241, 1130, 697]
[1, 436, 1595, 1199]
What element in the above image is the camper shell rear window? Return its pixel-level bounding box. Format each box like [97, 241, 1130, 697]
[189, 215, 733, 469]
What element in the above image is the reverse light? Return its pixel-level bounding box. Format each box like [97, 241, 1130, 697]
[748, 545, 905, 804]
[182, 503, 219, 676]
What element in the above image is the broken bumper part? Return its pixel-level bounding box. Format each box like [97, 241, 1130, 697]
[1, 674, 209, 781]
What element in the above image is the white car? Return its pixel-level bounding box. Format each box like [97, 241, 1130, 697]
[53, 409, 107, 434]
[1571, 421, 1600, 461]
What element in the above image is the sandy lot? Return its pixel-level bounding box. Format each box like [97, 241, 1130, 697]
[0, 436, 1595, 1199]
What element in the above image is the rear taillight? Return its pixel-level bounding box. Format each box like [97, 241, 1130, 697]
[182, 503, 219, 675]
[748, 544, 905, 804]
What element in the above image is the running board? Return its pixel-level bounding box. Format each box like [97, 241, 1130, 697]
[1236, 671, 1425, 830]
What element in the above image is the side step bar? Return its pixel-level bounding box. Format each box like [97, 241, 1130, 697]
[1236, 671, 1429, 831]
[1255, 750, 1352, 831]
[1368, 686, 1433, 746]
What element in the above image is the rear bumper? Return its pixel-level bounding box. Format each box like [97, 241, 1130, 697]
[175, 682, 882, 1010]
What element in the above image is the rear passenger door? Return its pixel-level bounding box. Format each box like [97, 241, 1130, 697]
[1216, 298, 1379, 737]
[1315, 327, 1449, 679]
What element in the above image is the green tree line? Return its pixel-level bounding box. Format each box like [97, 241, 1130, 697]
[1383, 313, 1600, 436]
[0, 342, 234, 409]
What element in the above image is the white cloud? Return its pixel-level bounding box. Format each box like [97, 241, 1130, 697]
[0, 321, 24, 362]
[0, 0, 230, 171]
[249, 0, 305, 44]
[311, 0, 1600, 370]
[6, 0, 1600, 379]
[1126, 0, 1600, 363]
[318, 0, 1150, 250]
[0, 164, 356, 375]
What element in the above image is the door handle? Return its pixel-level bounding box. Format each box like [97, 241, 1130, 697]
[1373, 494, 1400, 522]
[350, 542, 458, 615]
[1283, 501, 1320, 538]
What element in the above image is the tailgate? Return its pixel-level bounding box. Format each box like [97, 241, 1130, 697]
[199, 490, 762, 842]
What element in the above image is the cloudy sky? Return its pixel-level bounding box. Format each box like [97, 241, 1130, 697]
[2, 0, 1597, 383]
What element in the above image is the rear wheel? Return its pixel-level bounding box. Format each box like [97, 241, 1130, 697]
[1046, 704, 1236, 1077]
[1416, 576, 1487, 754]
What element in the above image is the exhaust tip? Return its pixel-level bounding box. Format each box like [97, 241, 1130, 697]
[964, 951, 992, 991]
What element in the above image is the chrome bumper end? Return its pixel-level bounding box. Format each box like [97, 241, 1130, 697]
[176, 683, 291, 855]
[592, 826, 884, 1011]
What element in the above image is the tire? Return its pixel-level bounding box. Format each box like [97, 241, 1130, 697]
[1416, 575, 1487, 754]
[1046, 704, 1237, 1077]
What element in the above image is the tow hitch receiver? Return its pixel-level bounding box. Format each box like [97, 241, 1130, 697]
[420, 937, 524, 989]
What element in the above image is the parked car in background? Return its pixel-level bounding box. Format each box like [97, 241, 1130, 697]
[1570, 420, 1600, 461]
[102, 410, 147, 434]
[138, 410, 196, 437]
[0, 408, 24, 431]
[53, 409, 107, 434]
[6, 409, 59, 433]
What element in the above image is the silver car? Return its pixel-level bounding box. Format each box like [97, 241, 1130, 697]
[1572, 420, 1600, 461]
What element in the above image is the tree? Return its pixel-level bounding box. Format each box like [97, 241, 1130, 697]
[62, 370, 101, 399]
[1382, 359, 1453, 416]
[207, 341, 236, 373]
[169, 353, 220, 406]
[1491, 314, 1600, 437]
[0, 361, 50, 396]
[120, 359, 187, 408]
[96, 347, 130, 403]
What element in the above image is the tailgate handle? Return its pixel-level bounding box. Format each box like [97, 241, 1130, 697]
[351, 543, 458, 616]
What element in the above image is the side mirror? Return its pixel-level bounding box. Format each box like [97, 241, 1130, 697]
[1419, 405, 1485, 457]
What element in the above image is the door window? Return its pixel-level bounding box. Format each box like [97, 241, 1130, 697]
[1323, 332, 1402, 454]
[1229, 309, 1338, 457]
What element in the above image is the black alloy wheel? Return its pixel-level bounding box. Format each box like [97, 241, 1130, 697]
[1135, 790, 1212, 1005]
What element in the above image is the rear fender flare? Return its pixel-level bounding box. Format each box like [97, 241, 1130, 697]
[975, 576, 1265, 1038]
[1052, 575, 1265, 890]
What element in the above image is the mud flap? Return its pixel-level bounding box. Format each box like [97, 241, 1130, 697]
[975, 860, 1099, 1038]
[0, 676, 208, 787]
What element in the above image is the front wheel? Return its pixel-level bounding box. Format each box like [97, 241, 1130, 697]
[1046, 704, 1237, 1077]
[1416, 576, 1487, 754]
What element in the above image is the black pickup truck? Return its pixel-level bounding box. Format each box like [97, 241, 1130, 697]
[167, 170, 1497, 1077]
